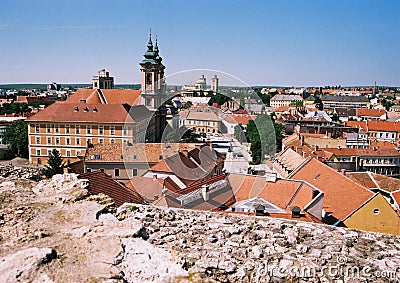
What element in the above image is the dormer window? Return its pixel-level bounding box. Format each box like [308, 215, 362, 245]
[93, 107, 98, 112]
[84, 107, 89, 112]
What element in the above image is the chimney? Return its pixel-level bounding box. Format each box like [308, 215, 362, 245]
[209, 141, 213, 150]
[338, 145, 342, 150]
[201, 185, 209, 201]
[314, 145, 319, 151]
[341, 169, 346, 176]
[152, 174, 157, 181]
[291, 206, 301, 218]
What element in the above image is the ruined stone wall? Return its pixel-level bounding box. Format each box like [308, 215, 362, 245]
[0, 173, 399, 283]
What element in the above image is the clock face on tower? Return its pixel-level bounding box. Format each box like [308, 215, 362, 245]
[146, 63, 152, 70]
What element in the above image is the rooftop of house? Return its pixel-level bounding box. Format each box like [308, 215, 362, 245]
[346, 120, 400, 133]
[347, 172, 400, 193]
[179, 109, 220, 121]
[273, 147, 307, 176]
[323, 147, 400, 157]
[66, 88, 141, 105]
[84, 143, 201, 163]
[223, 114, 256, 125]
[125, 176, 164, 202]
[228, 173, 318, 212]
[26, 102, 152, 123]
[79, 170, 145, 207]
[289, 158, 374, 221]
[316, 95, 370, 103]
[271, 94, 303, 101]
[356, 108, 387, 117]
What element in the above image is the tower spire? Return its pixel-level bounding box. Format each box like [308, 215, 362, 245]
[147, 28, 153, 50]
[154, 35, 159, 52]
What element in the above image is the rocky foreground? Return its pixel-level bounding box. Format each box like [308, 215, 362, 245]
[0, 173, 399, 283]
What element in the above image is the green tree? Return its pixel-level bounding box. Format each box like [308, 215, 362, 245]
[234, 125, 247, 143]
[2, 120, 28, 158]
[183, 101, 193, 109]
[42, 149, 65, 177]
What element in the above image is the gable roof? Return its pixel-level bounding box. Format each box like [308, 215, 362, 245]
[273, 147, 307, 177]
[27, 102, 152, 124]
[66, 88, 142, 105]
[125, 176, 164, 202]
[323, 147, 400, 157]
[79, 170, 145, 207]
[228, 173, 318, 212]
[346, 120, 400, 133]
[289, 158, 374, 221]
[347, 172, 400, 193]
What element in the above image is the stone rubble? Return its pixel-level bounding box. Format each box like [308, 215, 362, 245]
[0, 172, 399, 283]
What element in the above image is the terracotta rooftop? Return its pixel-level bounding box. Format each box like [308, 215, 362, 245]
[79, 170, 145, 207]
[273, 147, 307, 177]
[228, 173, 319, 212]
[392, 190, 400, 209]
[27, 102, 152, 124]
[66, 88, 141, 105]
[84, 143, 200, 163]
[289, 158, 374, 221]
[356, 108, 387, 118]
[125, 176, 164, 202]
[369, 173, 400, 193]
[323, 147, 400, 157]
[224, 114, 256, 125]
[346, 120, 400, 133]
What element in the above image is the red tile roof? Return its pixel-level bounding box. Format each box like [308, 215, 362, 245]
[356, 108, 386, 118]
[67, 88, 141, 105]
[79, 170, 145, 207]
[289, 158, 374, 221]
[27, 102, 152, 124]
[346, 120, 400, 133]
[228, 173, 316, 211]
[323, 147, 400, 157]
[392, 190, 400, 208]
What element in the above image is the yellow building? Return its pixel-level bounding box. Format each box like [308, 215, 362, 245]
[344, 193, 400, 235]
[27, 102, 153, 165]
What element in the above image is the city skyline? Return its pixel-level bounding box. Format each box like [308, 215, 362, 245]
[0, 0, 399, 86]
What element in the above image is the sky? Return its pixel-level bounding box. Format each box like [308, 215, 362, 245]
[0, 0, 399, 86]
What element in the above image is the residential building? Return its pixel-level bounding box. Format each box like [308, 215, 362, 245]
[270, 94, 303, 108]
[83, 143, 201, 181]
[228, 173, 324, 221]
[221, 114, 256, 135]
[27, 103, 153, 164]
[345, 120, 400, 144]
[308, 95, 370, 110]
[345, 132, 370, 148]
[179, 109, 220, 133]
[288, 158, 375, 226]
[272, 147, 307, 178]
[323, 147, 400, 176]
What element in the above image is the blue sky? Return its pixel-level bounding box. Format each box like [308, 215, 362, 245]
[0, 0, 399, 86]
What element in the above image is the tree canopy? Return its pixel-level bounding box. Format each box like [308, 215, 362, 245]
[2, 120, 28, 158]
[42, 149, 65, 177]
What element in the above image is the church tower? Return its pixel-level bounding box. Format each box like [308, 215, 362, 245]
[140, 31, 166, 109]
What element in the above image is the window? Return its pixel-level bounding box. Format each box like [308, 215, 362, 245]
[55, 125, 59, 133]
[46, 124, 51, 133]
[132, 168, 138, 176]
[75, 125, 80, 134]
[36, 137, 40, 144]
[37, 158, 41, 165]
[99, 126, 104, 135]
[123, 127, 128, 136]
[35, 125, 40, 133]
[114, 168, 120, 177]
[110, 126, 115, 135]
[55, 137, 60, 145]
[76, 138, 80, 145]
[100, 168, 104, 173]
[146, 73, 152, 84]
[159, 155, 163, 160]
[110, 139, 115, 144]
[373, 208, 380, 215]
[65, 125, 70, 134]
[36, 149, 41, 156]
[86, 125, 92, 134]
[47, 137, 51, 144]
[66, 151, 71, 157]
[99, 138, 104, 144]
[87, 138, 91, 145]
[133, 154, 137, 160]
[86, 168, 92, 173]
